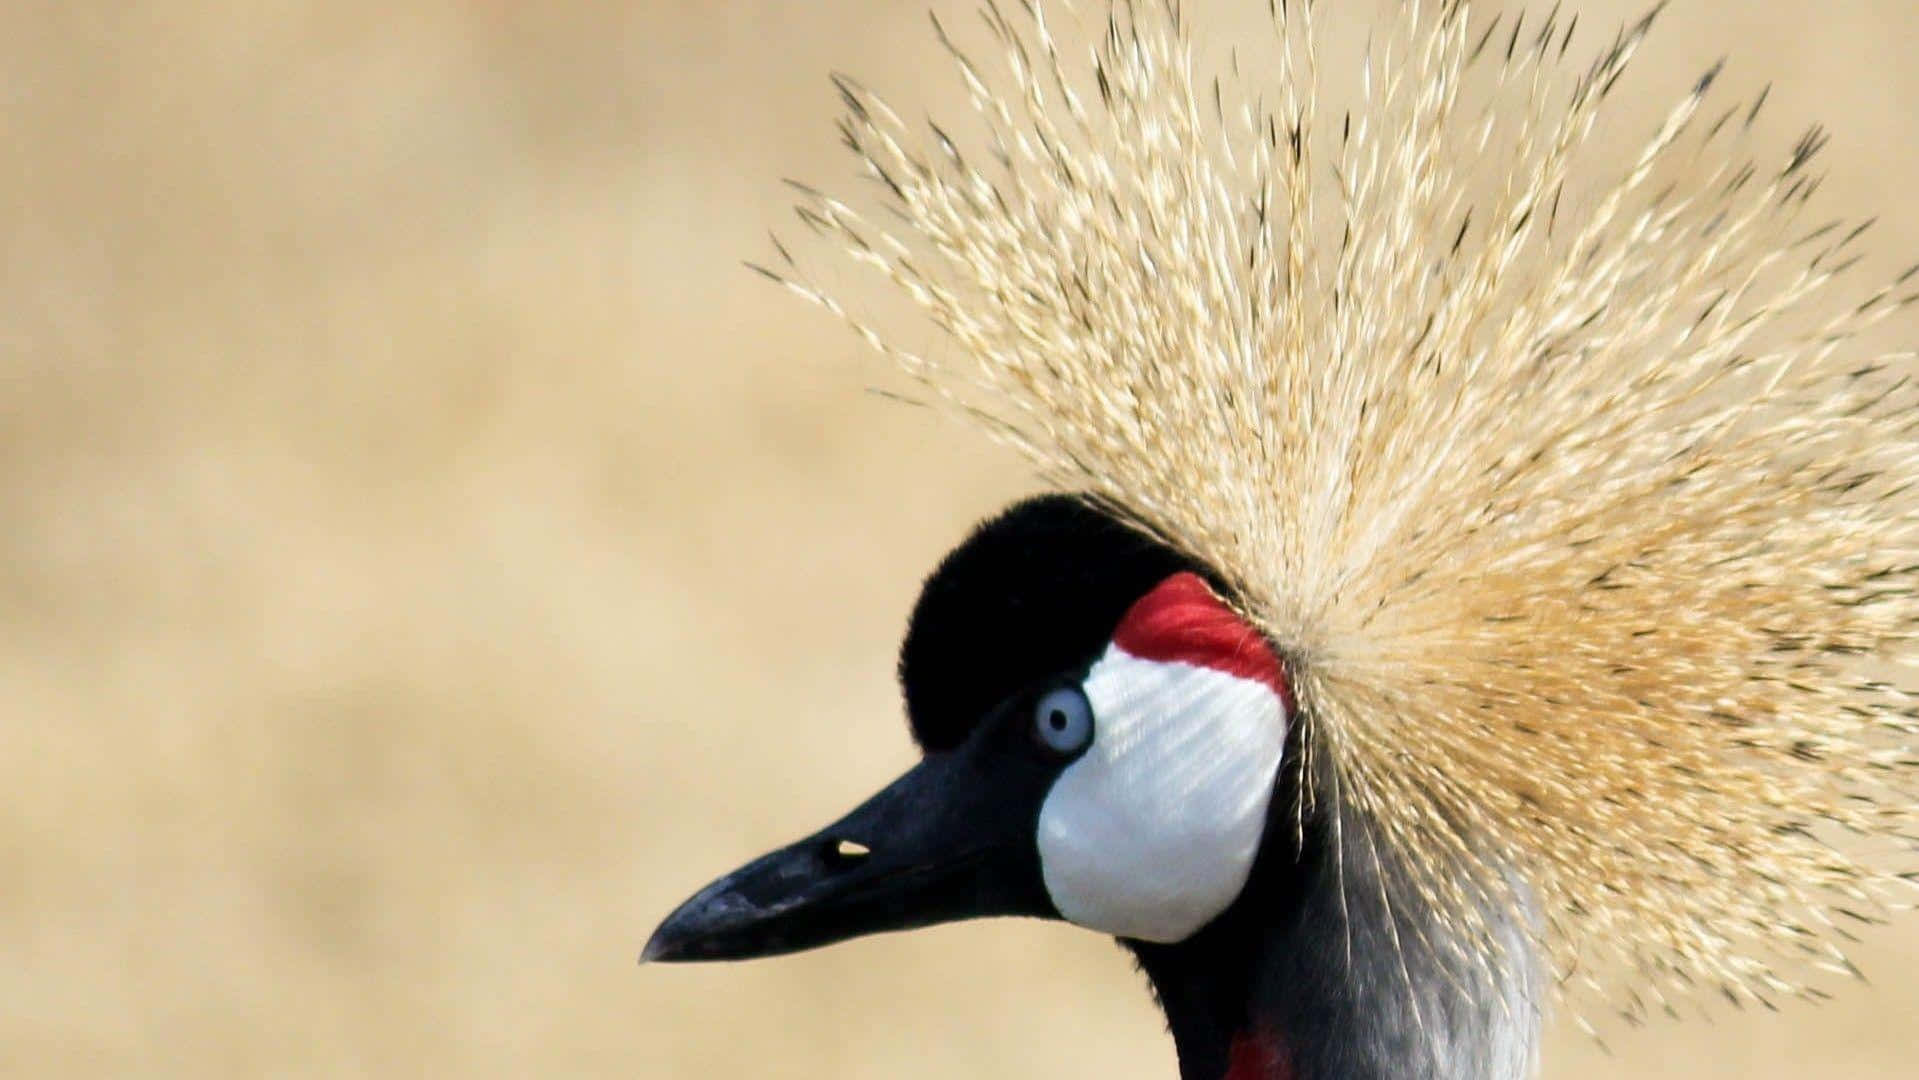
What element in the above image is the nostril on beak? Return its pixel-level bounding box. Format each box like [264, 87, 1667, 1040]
[822, 838, 871, 869]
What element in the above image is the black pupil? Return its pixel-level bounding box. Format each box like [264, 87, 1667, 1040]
[1048, 709, 1067, 731]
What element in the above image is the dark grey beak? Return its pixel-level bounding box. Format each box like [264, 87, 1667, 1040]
[644, 739, 1058, 963]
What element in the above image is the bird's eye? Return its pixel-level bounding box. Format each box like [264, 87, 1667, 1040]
[1032, 686, 1094, 757]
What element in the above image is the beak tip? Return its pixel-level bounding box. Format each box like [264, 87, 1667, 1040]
[640, 920, 686, 965]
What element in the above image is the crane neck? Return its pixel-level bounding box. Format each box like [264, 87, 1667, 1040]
[1125, 746, 1544, 1080]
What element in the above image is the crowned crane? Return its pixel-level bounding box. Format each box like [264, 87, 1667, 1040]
[645, 3, 1919, 1078]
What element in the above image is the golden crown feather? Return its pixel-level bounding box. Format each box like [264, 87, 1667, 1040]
[760, 0, 1919, 1029]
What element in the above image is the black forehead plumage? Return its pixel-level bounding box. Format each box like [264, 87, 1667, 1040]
[897, 494, 1210, 751]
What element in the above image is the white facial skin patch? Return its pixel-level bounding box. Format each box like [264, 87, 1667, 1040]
[1036, 644, 1289, 943]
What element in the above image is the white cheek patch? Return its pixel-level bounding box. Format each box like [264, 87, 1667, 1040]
[1036, 645, 1288, 943]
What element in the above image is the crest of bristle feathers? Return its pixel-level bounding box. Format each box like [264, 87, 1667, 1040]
[761, 0, 1919, 1029]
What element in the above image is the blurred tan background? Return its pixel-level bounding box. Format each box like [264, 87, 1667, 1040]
[3, 1, 1916, 1076]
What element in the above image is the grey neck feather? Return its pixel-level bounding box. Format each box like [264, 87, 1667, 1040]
[1130, 744, 1544, 1080]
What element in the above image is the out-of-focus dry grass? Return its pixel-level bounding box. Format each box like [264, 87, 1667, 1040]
[2, 2, 1915, 1076]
